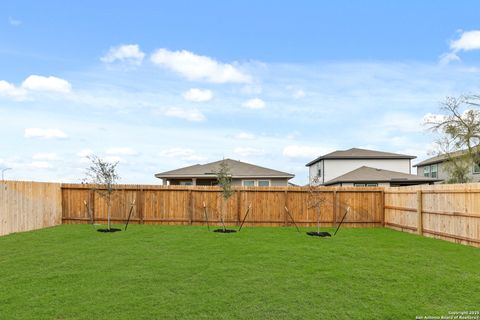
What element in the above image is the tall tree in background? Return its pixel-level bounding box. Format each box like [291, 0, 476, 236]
[216, 160, 233, 232]
[84, 155, 120, 230]
[426, 95, 480, 183]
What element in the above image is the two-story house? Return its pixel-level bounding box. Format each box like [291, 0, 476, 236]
[414, 150, 480, 183]
[306, 148, 439, 187]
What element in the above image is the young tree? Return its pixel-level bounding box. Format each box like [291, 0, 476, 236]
[84, 155, 120, 230]
[426, 95, 480, 183]
[216, 160, 234, 232]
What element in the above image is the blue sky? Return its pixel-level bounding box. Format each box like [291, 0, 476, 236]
[1, 1, 480, 184]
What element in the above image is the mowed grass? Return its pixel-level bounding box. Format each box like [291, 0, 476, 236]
[0, 225, 479, 319]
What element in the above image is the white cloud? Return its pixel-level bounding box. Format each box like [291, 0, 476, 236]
[378, 113, 423, 133]
[28, 161, 52, 169]
[22, 75, 72, 93]
[282, 145, 330, 160]
[150, 48, 251, 83]
[439, 52, 460, 66]
[183, 88, 213, 102]
[77, 149, 94, 157]
[233, 147, 265, 157]
[8, 17, 21, 26]
[440, 30, 480, 65]
[103, 156, 122, 163]
[32, 153, 60, 161]
[0, 80, 27, 100]
[101, 44, 145, 65]
[106, 147, 138, 156]
[234, 132, 255, 140]
[159, 148, 207, 161]
[242, 98, 265, 109]
[240, 84, 263, 95]
[292, 89, 306, 99]
[450, 30, 480, 52]
[24, 128, 68, 139]
[165, 107, 206, 122]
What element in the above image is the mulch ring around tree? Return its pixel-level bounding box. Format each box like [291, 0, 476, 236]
[213, 229, 237, 233]
[97, 228, 122, 233]
[306, 231, 332, 237]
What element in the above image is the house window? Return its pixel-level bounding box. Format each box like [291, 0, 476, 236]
[179, 181, 193, 186]
[473, 163, 480, 174]
[258, 180, 270, 187]
[423, 166, 430, 177]
[430, 164, 438, 178]
[317, 168, 322, 177]
[366, 183, 378, 187]
[242, 180, 255, 187]
[354, 183, 366, 187]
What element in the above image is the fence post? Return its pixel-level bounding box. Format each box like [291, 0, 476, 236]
[236, 190, 241, 226]
[89, 189, 95, 224]
[188, 190, 193, 225]
[381, 189, 385, 227]
[333, 190, 338, 225]
[137, 189, 144, 224]
[284, 190, 288, 226]
[416, 190, 423, 236]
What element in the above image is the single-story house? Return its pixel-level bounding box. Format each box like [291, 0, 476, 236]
[155, 158, 295, 186]
[323, 166, 441, 187]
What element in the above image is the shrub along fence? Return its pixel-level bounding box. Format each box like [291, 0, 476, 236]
[61, 184, 384, 228]
[0, 180, 62, 236]
[1, 181, 479, 247]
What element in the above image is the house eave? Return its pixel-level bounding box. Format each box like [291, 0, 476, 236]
[323, 178, 442, 186]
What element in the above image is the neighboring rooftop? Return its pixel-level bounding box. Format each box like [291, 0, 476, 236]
[155, 159, 295, 179]
[306, 148, 416, 166]
[323, 166, 441, 186]
[413, 148, 480, 167]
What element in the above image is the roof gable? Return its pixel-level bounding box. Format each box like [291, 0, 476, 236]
[323, 166, 440, 185]
[155, 159, 295, 179]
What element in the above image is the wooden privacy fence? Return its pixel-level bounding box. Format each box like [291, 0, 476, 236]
[0, 180, 62, 236]
[61, 184, 385, 228]
[384, 183, 480, 247]
[3, 181, 480, 248]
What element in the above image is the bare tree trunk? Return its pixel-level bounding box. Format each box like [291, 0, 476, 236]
[317, 205, 320, 233]
[221, 198, 227, 231]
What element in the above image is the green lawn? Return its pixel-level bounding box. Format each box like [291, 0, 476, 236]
[0, 225, 479, 319]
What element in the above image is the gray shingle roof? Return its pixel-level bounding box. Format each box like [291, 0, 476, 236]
[155, 159, 295, 179]
[413, 149, 473, 167]
[306, 148, 416, 166]
[323, 166, 440, 185]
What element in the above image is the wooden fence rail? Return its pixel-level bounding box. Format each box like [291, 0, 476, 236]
[61, 184, 384, 228]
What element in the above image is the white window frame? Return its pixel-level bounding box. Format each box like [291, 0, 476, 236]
[354, 183, 366, 187]
[257, 180, 271, 187]
[423, 166, 430, 177]
[473, 163, 480, 174]
[366, 183, 378, 187]
[430, 164, 438, 178]
[242, 180, 255, 187]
